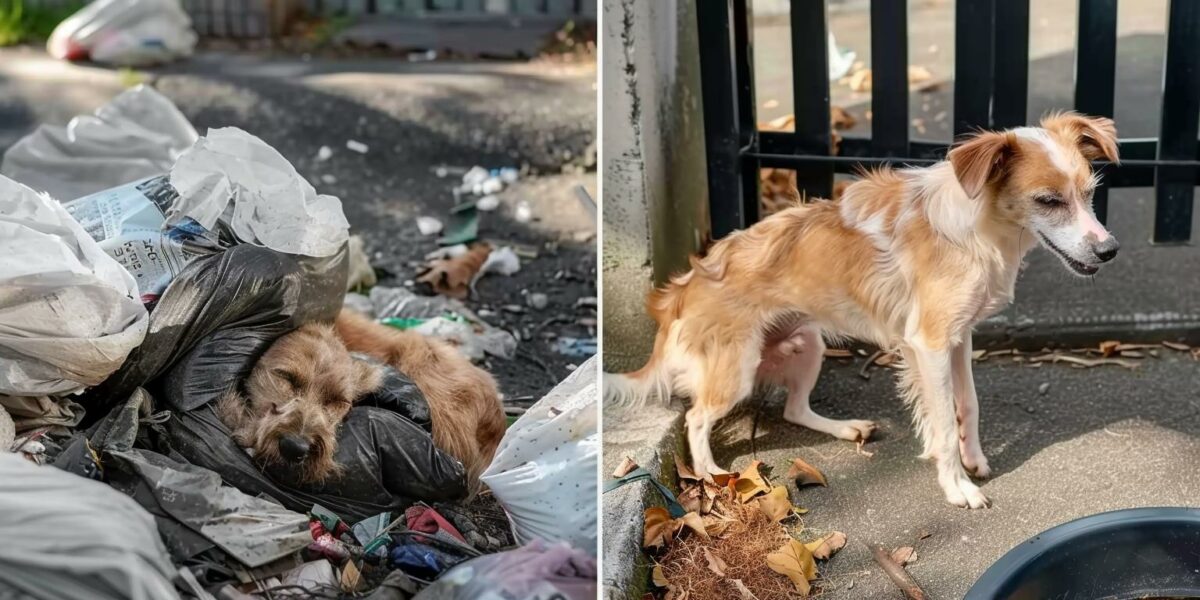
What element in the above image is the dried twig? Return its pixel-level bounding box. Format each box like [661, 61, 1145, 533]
[859, 350, 885, 380]
[868, 543, 927, 600]
[1027, 352, 1139, 369]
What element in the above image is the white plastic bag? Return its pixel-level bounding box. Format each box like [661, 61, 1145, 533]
[169, 127, 351, 258]
[1, 85, 198, 201]
[0, 176, 148, 397]
[481, 356, 598, 556]
[47, 0, 197, 66]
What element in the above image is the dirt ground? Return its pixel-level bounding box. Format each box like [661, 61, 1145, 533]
[0, 46, 597, 402]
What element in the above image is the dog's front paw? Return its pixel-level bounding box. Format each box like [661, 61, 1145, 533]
[940, 473, 991, 509]
[836, 419, 878, 442]
[961, 449, 991, 479]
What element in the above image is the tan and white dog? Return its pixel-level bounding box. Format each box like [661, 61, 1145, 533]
[606, 113, 1120, 509]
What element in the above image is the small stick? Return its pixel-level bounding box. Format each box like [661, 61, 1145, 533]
[868, 543, 927, 600]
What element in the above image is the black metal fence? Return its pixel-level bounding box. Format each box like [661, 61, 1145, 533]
[697, 0, 1200, 244]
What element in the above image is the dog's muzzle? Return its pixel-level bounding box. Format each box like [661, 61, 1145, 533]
[278, 435, 311, 462]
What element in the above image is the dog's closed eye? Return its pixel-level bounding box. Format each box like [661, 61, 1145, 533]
[273, 369, 304, 389]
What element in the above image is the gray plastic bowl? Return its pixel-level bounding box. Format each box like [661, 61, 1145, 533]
[965, 507, 1200, 600]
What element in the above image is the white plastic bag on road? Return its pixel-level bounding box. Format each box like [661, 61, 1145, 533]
[0, 176, 148, 397]
[169, 127, 350, 258]
[481, 356, 598, 556]
[1, 85, 198, 201]
[48, 0, 197, 67]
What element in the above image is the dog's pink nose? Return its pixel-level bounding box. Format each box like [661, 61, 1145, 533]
[279, 436, 311, 462]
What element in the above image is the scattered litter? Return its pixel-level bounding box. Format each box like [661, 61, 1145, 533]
[1038, 382, 1051, 395]
[527, 292, 550, 310]
[417, 216, 445, 236]
[870, 543, 927, 600]
[438, 210, 479, 246]
[478, 246, 522, 281]
[1, 85, 198, 201]
[575, 296, 598, 309]
[347, 140, 370, 154]
[346, 234, 378, 291]
[48, 0, 198, 66]
[515, 200, 533, 223]
[475, 194, 500, 212]
[788, 457, 828, 488]
[828, 32, 857, 80]
[316, 145, 333, 161]
[370, 286, 518, 361]
[554, 337, 597, 358]
[414, 540, 596, 600]
[482, 357, 598, 555]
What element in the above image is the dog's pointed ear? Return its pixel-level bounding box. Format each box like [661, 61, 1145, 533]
[948, 131, 1016, 199]
[1041, 111, 1119, 163]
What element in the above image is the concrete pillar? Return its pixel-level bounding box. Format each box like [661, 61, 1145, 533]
[601, 0, 709, 372]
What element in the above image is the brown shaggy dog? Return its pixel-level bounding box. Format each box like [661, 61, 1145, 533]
[217, 309, 505, 488]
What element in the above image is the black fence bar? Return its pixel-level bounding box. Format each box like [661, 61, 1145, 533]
[1154, 0, 1200, 244]
[790, 0, 833, 200]
[697, 0, 751, 238]
[990, 0, 1028, 129]
[1076, 0, 1118, 223]
[733, 0, 761, 224]
[870, 0, 909, 157]
[954, 0, 994, 134]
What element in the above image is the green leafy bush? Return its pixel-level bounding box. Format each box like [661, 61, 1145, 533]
[0, 0, 86, 47]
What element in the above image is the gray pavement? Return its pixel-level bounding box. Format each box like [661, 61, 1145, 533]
[603, 350, 1200, 599]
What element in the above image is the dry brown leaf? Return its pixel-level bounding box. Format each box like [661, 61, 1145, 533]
[415, 243, 491, 299]
[703, 547, 728, 577]
[676, 456, 700, 481]
[711, 471, 737, 487]
[907, 64, 933, 83]
[1099, 340, 1120, 356]
[787, 457, 828, 487]
[805, 531, 848, 560]
[734, 460, 771, 502]
[678, 485, 705, 515]
[677, 512, 709, 539]
[652, 564, 670, 587]
[766, 539, 817, 594]
[729, 579, 760, 600]
[919, 530, 932, 540]
[824, 348, 854, 358]
[643, 507, 673, 549]
[612, 456, 637, 478]
[848, 68, 872, 92]
[756, 485, 794, 522]
[831, 106, 856, 130]
[1163, 341, 1190, 351]
[891, 546, 918, 565]
[340, 560, 363, 593]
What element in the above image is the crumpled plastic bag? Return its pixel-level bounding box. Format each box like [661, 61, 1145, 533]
[1, 85, 198, 201]
[169, 127, 350, 258]
[0, 452, 180, 600]
[481, 356, 598, 556]
[0, 175, 148, 397]
[78, 243, 468, 522]
[413, 540, 597, 600]
[369, 286, 517, 361]
[47, 0, 197, 67]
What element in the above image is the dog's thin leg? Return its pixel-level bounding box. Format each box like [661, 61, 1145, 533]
[952, 334, 990, 478]
[687, 340, 757, 479]
[686, 405, 727, 479]
[907, 338, 990, 509]
[781, 326, 876, 441]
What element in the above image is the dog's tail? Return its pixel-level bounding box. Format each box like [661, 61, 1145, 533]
[603, 280, 686, 407]
[334, 309, 504, 494]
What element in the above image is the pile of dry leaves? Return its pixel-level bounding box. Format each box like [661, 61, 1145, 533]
[641, 458, 845, 599]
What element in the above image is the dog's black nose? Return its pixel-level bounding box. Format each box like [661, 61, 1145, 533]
[278, 436, 311, 462]
[1093, 236, 1120, 263]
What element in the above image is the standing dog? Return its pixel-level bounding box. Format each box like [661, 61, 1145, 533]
[606, 113, 1120, 508]
[218, 309, 505, 489]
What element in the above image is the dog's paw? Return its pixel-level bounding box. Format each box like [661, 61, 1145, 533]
[961, 449, 991, 479]
[835, 419, 878, 442]
[940, 475, 990, 509]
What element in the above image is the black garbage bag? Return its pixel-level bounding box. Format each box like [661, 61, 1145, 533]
[79, 243, 468, 522]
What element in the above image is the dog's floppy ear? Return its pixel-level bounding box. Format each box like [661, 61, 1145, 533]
[1041, 111, 1119, 163]
[948, 131, 1016, 199]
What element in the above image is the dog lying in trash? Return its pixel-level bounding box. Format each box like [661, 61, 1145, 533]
[217, 309, 505, 487]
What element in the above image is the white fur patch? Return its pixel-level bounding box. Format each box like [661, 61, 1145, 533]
[1013, 127, 1072, 176]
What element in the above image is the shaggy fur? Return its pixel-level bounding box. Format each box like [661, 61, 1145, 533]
[606, 113, 1121, 509]
[219, 309, 505, 489]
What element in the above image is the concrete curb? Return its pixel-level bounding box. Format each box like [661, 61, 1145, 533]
[975, 316, 1200, 349]
[601, 402, 686, 600]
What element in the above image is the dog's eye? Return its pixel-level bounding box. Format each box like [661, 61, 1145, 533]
[273, 369, 303, 389]
[1034, 194, 1064, 207]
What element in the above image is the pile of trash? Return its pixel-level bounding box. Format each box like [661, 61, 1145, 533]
[0, 86, 597, 599]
